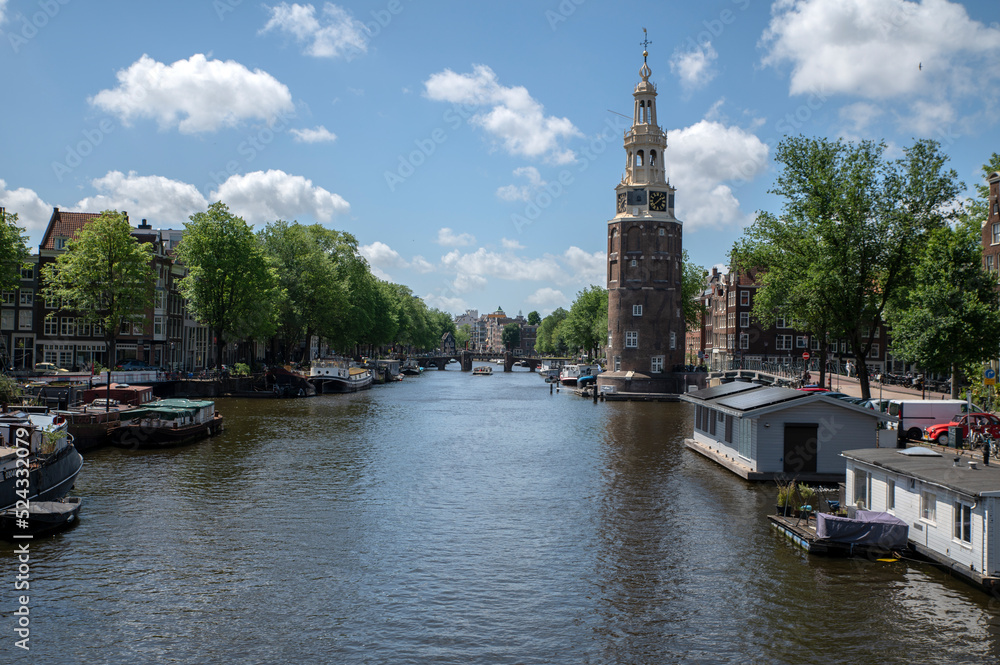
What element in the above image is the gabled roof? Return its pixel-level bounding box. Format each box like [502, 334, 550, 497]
[38, 207, 101, 251]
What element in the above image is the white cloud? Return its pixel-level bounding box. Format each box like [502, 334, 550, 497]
[496, 166, 545, 202]
[210, 169, 349, 225]
[761, 0, 1000, 129]
[838, 101, 885, 136]
[562, 246, 605, 285]
[423, 293, 466, 314]
[90, 54, 294, 134]
[666, 120, 770, 230]
[526, 287, 568, 312]
[441, 247, 565, 283]
[451, 273, 488, 294]
[358, 242, 437, 281]
[410, 255, 435, 273]
[501, 237, 524, 250]
[670, 41, 718, 92]
[291, 125, 337, 143]
[437, 227, 476, 247]
[0, 180, 51, 233]
[424, 65, 581, 164]
[74, 171, 208, 223]
[0, 1, 8, 26]
[261, 3, 368, 59]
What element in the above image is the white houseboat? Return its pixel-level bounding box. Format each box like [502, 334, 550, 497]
[843, 446, 1000, 592]
[681, 382, 895, 482]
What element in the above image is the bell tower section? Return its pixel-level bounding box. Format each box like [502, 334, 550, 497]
[599, 34, 686, 395]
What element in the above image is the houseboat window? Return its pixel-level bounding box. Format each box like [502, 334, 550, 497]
[921, 491, 936, 523]
[853, 469, 869, 509]
[724, 415, 733, 443]
[887, 479, 895, 511]
[954, 502, 972, 543]
[709, 409, 717, 436]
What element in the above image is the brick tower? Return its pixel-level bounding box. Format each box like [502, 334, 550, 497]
[598, 36, 686, 395]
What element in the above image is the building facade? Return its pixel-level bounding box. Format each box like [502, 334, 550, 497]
[982, 171, 1000, 277]
[599, 43, 686, 395]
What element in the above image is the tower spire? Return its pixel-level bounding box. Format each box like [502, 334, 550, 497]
[640, 28, 652, 81]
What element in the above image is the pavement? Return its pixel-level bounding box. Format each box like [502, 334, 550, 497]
[820, 373, 956, 402]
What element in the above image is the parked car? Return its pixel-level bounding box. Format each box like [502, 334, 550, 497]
[925, 412, 1000, 446]
[116, 359, 154, 371]
[33, 362, 68, 374]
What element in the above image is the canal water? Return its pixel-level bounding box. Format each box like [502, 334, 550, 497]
[4, 367, 1000, 663]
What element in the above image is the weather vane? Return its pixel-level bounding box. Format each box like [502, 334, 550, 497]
[640, 28, 652, 62]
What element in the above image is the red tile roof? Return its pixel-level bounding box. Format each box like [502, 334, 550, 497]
[39, 208, 101, 250]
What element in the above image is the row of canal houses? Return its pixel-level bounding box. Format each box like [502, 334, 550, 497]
[0, 207, 227, 373]
[681, 381, 1000, 593]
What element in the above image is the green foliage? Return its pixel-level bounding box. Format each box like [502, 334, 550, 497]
[681, 250, 707, 329]
[501, 322, 521, 350]
[0, 210, 30, 293]
[232, 362, 251, 376]
[40, 210, 155, 361]
[455, 323, 471, 349]
[176, 202, 278, 367]
[731, 136, 963, 399]
[535, 307, 569, 355]
[527, 310, 541, 326]
[563, 286, 607, 359]
[0, 374, 21, 404]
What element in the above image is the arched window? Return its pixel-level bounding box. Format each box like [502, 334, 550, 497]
[627, 226, 641, 252]
[635, 150, 644, 167]
[650, 150, 657, 166]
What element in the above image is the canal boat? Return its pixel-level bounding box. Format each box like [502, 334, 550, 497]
[473, 365, 493, 376]
[0, 496, 82, 538]
[309, 358, 374, 393]
[401, 359, 423, 376]
[0, 409, 84, 511]
[559, 363, 602, 386]
[108, 398, 224, 449]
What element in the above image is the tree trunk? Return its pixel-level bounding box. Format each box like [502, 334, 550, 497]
[214, 328, 225, 370]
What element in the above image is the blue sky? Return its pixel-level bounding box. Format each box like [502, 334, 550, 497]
[1, 0, 998, 317]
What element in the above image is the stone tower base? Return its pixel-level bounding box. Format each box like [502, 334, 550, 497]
[597, 371, 707, 397]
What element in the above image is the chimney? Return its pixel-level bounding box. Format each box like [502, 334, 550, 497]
[139, 218, 151, 229]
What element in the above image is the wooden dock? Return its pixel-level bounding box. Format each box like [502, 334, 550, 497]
[768, 514, 906, 557]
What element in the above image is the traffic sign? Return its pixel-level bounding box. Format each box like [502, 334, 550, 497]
[802, 351, 811, 361]
[985, 368, 996, 386]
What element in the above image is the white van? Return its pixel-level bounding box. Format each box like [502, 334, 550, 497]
[888, 399, 983, 443]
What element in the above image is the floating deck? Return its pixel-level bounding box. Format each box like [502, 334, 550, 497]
[768, 514, 907, 557]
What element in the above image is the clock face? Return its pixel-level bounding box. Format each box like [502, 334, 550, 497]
[649, 191, 666, 212]
[616, 192, 626, 213]
[626, 189, 647, 206]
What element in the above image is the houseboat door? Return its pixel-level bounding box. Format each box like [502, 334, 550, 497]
[783, 424, 818, 474]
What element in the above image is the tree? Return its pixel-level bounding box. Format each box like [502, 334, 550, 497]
[455, 323, 471, 349]
[527, 310, 541, 326]
[731, 137, 962, 399]
[563, 286, 607, 360]
[40, 210, 155, 397]
[0, 209, 30, 293]
[535, 308, 568, 355]
[887, 220, 1000, 396]
[681, 250, 707, 329]
[501, 322, 521, 351]
[176, 202, 278, 369]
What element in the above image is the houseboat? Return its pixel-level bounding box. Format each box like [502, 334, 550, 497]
[109, 398, 224, 449]
[473, 365, 493, 376]
[400, 359, 423, 376]
[59, 383, 159, 451]
[309, 358, 374, 393]
[843, 446, 1000, 592]
[681, 382, 895, 482]
[0, 409, 84, 511]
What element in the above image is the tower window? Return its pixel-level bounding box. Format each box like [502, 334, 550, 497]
[630, 259, 637, 267]
[670, 331, 677, 350]
[658, 228, 665, 236]
[625, 331, 638, 348]
[633, 305, 642, 316]
[650, 150, 657, 166]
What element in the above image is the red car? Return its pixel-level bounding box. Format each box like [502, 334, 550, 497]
[925, 412, 1000, 446]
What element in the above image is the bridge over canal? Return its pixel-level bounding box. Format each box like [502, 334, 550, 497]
[415, 352, 572, 373]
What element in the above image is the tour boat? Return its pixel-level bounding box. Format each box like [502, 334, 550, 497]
[0, 409, 84, 511]
[109, 398, 224, 449]
[309, 358, 374, 393]
[559, 364, 602, 386]
[473, 365, 493, 376]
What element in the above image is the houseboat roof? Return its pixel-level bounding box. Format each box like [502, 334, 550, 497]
[682, 383, 894, 421]
[843, 447, 1000, 498]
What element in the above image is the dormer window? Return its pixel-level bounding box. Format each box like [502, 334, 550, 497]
[54, 237, 68, 250]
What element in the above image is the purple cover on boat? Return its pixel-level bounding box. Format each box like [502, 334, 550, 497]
[815, 510, 909, 548]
